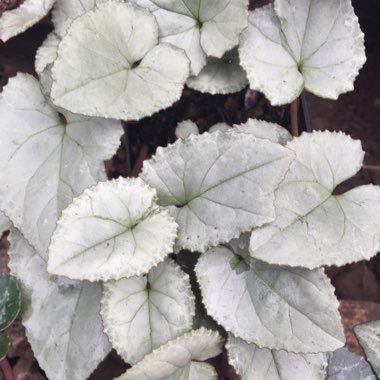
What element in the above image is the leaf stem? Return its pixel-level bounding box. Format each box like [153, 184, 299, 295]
[131, 144, 148, 177]
[290, 97, 300, 137]
[0, 358, 15, 380]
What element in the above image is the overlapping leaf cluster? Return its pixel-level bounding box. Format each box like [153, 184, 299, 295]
[0, 0, 378, 379]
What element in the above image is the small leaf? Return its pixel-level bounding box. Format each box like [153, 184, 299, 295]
[8, 228, 111, 380]
[175, 120, 199, 140]
[354, 320, 380, 377]
[227, 334, 328, 380]
[51, 2, 190, 120]
[132, 0, 249, 75]
[250, 131, 380, 268]
[195, 245, 344, 353]
[0, 331, 10, 360]
[116, 328, 223, 380]
[48, 177, 178, 281]
[101, 259, 195, 364]
[239, 1, 366, 105]
[140, 131, 293, 252]
[187, 48, 248, 94]
[0, 73, 123, 258]
[0, 0, 55, 42]
[0, 273, 21, 330]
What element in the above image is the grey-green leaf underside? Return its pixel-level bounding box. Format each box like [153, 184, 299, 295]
[227, 334, 328, 380]
[140, 131, 293, 252]
[48, 177, 178, 281]
[101, 259, 195, 364]
[354, 320, 380, 377]
[0, 73, 123, 258]
[116, 328, 223, 380]
[195, 245, 344, 353]
[8, 228, 111, 380]
[239, 0, 366, 105]
[250, 131, 380, 269]
[0, 272, 21, 330]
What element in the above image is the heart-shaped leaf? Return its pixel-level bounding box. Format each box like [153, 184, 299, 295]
[48, 177, 178, 281]
[101, 259, 195, 364]
[140, 131, 293, 252]
[116, 328, 223, 380]
[51, 2, 189, 120]
[227, 334, 328, 380]
[250, 131, 380, 269]
[8, 228, 111, 380]
[239, 0, 366, 105]
[195, 245, 344, 353]
[0, 272, 20, 331]
[0, 73, 123, 258]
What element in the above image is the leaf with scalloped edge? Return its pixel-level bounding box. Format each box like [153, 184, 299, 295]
[0, 73, 123, 258]
[227, 334, 328, 380]
[0, 0, 56, 42]
[187, 48, 248, 94]
[239, 0, 365, 105]
[132, 0, 249, 75]
[8, 228, 111, 380]
[195, 245, 344, 353]
[140, 131, 293, 253]
[0, 273, 20, 331]
[48, 177, 178, 281]
[354, 320, 380, 377]
[51, 2, 189, 120]
[116, 328, 223, 380]
[250, 131, 380, 269]
[101, 259, 195, 364]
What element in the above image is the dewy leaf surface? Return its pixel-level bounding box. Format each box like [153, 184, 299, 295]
[0, 0, 55, 42]
[101, 259, 195, 364]
[250, 131, 380, 269]
[354, 321, 380, 376]
[239, 0, 366, 105]
[195, 245, 344, 353]
[116, 328, 223, 380]
[0, 273, 21, 331]
[8, 228, 111, 380]
[48, 177, 178, 281]
[0, 73, 123, 258]
[132, 0, 249, 75]
[51, 2, 189, 120]
[227, 334, 328, 380]
[140, 131, 293, 252]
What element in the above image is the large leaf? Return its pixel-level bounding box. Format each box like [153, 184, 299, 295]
[116, 328, 223, 380]
[227, 334, 327, 380]
[0, 273, 21, 330]
[195, 245, 344, 353]
[101, 259, 195, 364]
[48, 177, 178, 281]
[0, 331, 10, 360]
[0, 0, 55, 42]
[250, 131, 380, 268]
[0, 73, 123, 258]
[132, 0, 249, 75]
[8, 229, 111, 380]
[51, 2, 189, 120]
[140, 131, 293, 252]
[239, 0, 366, 105]
[354, 321, 380, 377]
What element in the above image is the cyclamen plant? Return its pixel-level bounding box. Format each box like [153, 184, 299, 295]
[0, 0, 379, 379]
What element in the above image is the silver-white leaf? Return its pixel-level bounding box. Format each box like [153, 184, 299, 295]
[140, 131, 293, 253]
[0, 211, 11, 235]
[101, 259, 195, 364]
[8, 228, 111, 380]
[227, 334, 327, 380]
[250, 131, 380, 268]
[239, 0, 366, 105]
[175, 120, 199, 140]
[116, 328, 223, 380]
[195, 245, 344, 353]
[48, 177, 178, 281]
[51, 2, 189, 120]
[0, 73, 123, 258]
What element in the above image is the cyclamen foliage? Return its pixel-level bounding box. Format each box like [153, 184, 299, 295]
[0, 0, 377, 379]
